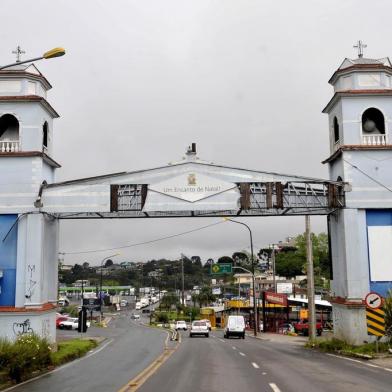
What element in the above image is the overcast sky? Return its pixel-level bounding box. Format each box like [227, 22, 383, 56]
[1, 0, 391, 265]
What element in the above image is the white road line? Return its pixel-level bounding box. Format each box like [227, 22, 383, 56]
[269, 383, 281, 392]
[239, 352, 246, 356]
[326, 353, 392, 372]
[252, 362, 259, 368]
[219, 338, 225, 343]
[262, 372, 267, 375]
[232, 346, 237, 350]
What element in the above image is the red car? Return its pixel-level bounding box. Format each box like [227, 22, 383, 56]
[56, 316, 69, 328]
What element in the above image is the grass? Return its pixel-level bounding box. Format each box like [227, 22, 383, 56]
[51, 339, 98, 366]
[307, 338, 391, 357]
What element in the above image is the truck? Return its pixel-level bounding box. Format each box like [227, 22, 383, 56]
[293, 320, 323, 336]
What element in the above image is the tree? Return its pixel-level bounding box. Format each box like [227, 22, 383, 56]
[82, 262, 90, 269]
[217, 256, 233, 264]
[384, 289, 392, 341]
[275, 252, 304, 278]
[104, 259, 114, 268]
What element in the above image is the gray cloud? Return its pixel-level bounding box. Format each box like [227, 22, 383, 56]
[1, 0, 388, 264]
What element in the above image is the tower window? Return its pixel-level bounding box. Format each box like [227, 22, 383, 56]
[362, 108, 385, 134]
[0, 114, 19, 140]
[43, 121, 48, 148]
[333, 117, 339, 143]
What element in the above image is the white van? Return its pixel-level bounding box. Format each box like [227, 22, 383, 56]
[224, 315, 245, 339]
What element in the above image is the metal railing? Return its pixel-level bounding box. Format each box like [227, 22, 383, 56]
[0, 140, 20, 153]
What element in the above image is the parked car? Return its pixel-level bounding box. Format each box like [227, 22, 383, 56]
[58, 317, 91, 330]
[293, 319, 323, 336]
[56, 316, 69, 328]
[131, 314, 140, 320]
[175, 320, 187, 331]
[200, 319, 212, 331]
[278, 322, 294, 334]
[142, 309, 150, 314]
[120, 299, 128, 307]
[189, 320, 209, 338]
[224, 315, 245, 339]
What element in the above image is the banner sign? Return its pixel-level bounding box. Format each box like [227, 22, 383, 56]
[265, 292, 288, 306]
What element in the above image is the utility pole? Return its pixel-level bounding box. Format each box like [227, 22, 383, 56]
[271, 245, 276, 293]
[181, 256, 185, 306]
[305, 215, 316, 340]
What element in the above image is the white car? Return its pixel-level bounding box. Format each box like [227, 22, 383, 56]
[175, 320, 187, 331]
[190, 320, 209, 338]
[200, 319, 212, 331]
[59, 317, 91, 330]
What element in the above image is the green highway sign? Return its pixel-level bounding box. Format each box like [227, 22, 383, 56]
[210, 263, 232, 275]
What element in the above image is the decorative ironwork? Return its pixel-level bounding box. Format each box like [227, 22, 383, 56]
[59, 181, 344, 219]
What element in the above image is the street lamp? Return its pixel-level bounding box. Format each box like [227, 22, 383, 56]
[0, 47, 66, 70]
[99, 253, 120, 316]
[224, 217, 258, 337]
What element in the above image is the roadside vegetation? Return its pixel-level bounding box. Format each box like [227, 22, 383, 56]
[307, 338, 391, 357]
[0, 334, 97, 387]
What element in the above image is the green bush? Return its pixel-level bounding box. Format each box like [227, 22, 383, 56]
[156, 313, 169, 323]
[61, 305, 79, 317]
[7, 334, 52, 382]
[0, 338, 13, 370]
[309, 338, 391, 355]
[51, 339, 97, 366]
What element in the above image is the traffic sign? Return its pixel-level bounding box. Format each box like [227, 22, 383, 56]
[365, 292, 383, 309]
[210, 263, 232, 275]
[366, 307, 385, 337]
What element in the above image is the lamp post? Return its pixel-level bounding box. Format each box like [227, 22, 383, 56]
[0, 47, 66, 70]
[224, 218, 258, 337]
[99, 253, 120, 317]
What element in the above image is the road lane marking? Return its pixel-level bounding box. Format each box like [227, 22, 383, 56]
[232, 346, 237, 350]
[269, 383, 281, 392]
[118, 330, 180, 392]
[239, 352, 246, 356]
[326, 353, 392, 373]
[262, 372, 267, 375]
[252, 362, 259, 368]
[219, 338, 225, 343]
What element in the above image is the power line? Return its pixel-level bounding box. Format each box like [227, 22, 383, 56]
[343, 158, 392, 193]
[60, 220, 225, 256]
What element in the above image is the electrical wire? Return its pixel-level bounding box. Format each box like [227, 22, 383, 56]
[343, 158, 392, 193]
[60, 220, 225, 255]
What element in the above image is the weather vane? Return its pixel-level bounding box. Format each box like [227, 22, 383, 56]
[12, 45, 25, 63]
[353, 40, 367, 58]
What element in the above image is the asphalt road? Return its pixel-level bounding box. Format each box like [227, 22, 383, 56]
[139, 331, 392, 392]
[9, 311, 167, 392]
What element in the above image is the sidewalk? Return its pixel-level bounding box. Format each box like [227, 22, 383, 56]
[246, 331, 308, 346]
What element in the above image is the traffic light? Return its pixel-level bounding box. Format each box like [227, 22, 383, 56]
[78, 307, 88, 333]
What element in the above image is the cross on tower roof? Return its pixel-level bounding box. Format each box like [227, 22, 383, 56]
[353, 40, 367, 58]
[12, 45, 25, 63]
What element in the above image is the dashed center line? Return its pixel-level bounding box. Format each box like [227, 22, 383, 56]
[232, 346, 237, 350]
[252, 362, 259, 369]
[269, 383, 281, 392]
[239, 352, 246, 356]
[218, 338, 225, 343]
[262, 372, 267, 375]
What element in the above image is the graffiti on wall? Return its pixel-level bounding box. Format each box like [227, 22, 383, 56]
[13, 319, 34, 335]
[25, 264, 37, 300]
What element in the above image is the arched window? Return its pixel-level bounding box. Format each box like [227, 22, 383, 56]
[333, 117, 339, 143]
[362, 108, 385, 134]
[43, 121, 48, 149]
[0, 114, 19, 140]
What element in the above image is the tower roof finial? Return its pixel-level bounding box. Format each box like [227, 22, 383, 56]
[12, 45, 26, 63]
[353, 40, 367, 58]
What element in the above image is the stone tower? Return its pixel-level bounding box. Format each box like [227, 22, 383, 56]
[323, 53, 392, 343]
[0, 63, 60, 341]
